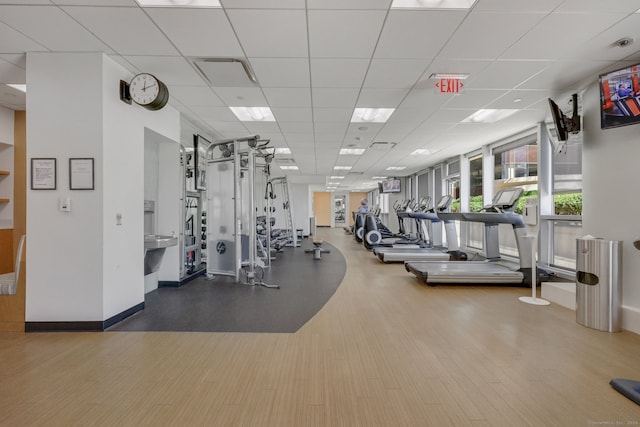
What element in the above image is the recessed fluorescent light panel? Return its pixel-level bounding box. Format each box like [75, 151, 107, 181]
[229, 107, 275, 122]
[392, 0, 477, 9]
[351, 108, 395, 123]
[334, 166, 352, 170]
[280, 165, 299, 171]
[275, 148, 291, 154]
[6, 84, 26, 93]
[429, 73, 469, 80]
[136, 0, 221, 6]
[330, 176, 345, 179]
[410, 149, 435, 156]
[386, 166, 406, 171]
[462, 109, 518, 123]
[339, 148, 366, 155]
[372, 176, 387, 179]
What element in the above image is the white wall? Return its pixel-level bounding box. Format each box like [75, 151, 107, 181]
[291, 183, 309, 236]
[0, 106, 14, 229]
[26, 52, 180, 322]
[581, 77, 640, 334]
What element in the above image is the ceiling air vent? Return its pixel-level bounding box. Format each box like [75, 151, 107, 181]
[368, 141, 396, 150]
[348, 171, 364, 175]
[191, 57, 257, 87]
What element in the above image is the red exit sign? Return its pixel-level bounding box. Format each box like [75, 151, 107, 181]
[435, 78, 464, 93]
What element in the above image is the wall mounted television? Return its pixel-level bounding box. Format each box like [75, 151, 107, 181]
[599, 63, 640, 129]
[548, 94, 580, 142]
[381, 178, 401, 193]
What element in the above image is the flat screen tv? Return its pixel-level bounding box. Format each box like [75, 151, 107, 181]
[600, 63, 640, 129]
[381, 178, 401, 193]
[548, 94, 580, 142]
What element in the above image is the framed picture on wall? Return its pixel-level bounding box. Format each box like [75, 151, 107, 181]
[31, 158, 56, 190]
[69, 158, 94, 190]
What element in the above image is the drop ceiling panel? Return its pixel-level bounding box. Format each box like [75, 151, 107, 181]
[312, 107, 353, 123]
[278, 122, 313, 133]
[399, 88, 456, 109]
[375, 123, 417, 141]
[488, 89, 550, 109]
[427, 108, 476, 124]
[213, 87, 267, 106]
[284, 134, 314, 146]
[123, 56, 203, 85]
[0, 5, 113, 53]
[556, 0, 640, 13]
[468, 60, 551, 90]
[221, 0, 305, 9]
[500, 12, 626, 60]
[312, 88, 359, 108]
[200, 121, 248, 135]
[439, 12, 545, 60]
[375, 10, 467, 59]
[62, 6, 179, 55]
[443, 89, 507, 109]
[271, 107, 312, 122]
[308, 10, 386, 58]
[473, 0, 563, 12]
[363, 59, 430, 89]
[51, 0, 136, 5]
[0, 20, 47, 53]
[517, 60, 616, 91]
[308, 0, 390, 8]
[226, 10, 307, 58]
[0, 54, 25, 68]
[241, 122, 281, 134]
[314, 121, 348, 135]
[145, 8, 242, 57]
[263, 88, 311, 108]
[250, 58, 310, 87]
[169, 86, 225, 107]
[190, 106, 239, 122]
[356, 88, 410, 108]
[310, 59, 370, 88]
[570, 14, 640, 61]
[0, 58, 25, 83]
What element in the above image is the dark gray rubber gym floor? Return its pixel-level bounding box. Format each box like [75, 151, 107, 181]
[108, 240, 346, 333]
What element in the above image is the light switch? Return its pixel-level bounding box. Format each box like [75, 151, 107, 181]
[59, 197, 71, 212]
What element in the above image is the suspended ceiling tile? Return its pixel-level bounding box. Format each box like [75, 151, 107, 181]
[500, 12, 626, 60]
[145, 8, 242, 57]
[307, 0, 391, 8]
[249, 58, 310, 88]
[62, 6, 179, 55]
[213, 87, 267, 106]
[221, 0, 305, 8]
[488, 89, 551, 109]
[356, 88, 410, 108]
[241, 122, 281, 134]
[271, 107, 312, 122]
[191, 106, 239, 122]
[308, 10, 386, 58]
[51, 0, 136, 5]
[283, 134, 315, 146]
[310, 58, 369, 88]
[263, 88, 311, 108]
[278, 122, 313, 134]
[123, 56, 203, 85]
[439, 12, 545, 60]
[0, 5, 113, 53]
[312, 107, 353, 123]
[314, 121, 349, 135]
[169, 86, 225, 107]
[426, 108, 476, 124]
[0, 58, 26, 83]
[570, 14, 640, 61]
[363, 59, 430, 89]
[444, 89, 507, 109]
[468, 60, 551, 90]
[517, 60, 617, 91]
[312, 88, 359, 108]
[0, 20, 47, 53]
[0, 54, 25, 68]
[474, 0, 563, 12]
[557, 0, 640, 13]
[375, 10, 467, 59]
[226, 9, 307, 58]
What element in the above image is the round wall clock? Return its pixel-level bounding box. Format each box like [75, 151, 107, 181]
[129, 73, 169, 111]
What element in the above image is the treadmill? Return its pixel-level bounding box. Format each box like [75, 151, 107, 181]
[374, 195, 466, 263]
[405, 188, 542, 287]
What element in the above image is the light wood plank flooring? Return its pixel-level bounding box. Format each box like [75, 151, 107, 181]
[1, 227, 640, 426]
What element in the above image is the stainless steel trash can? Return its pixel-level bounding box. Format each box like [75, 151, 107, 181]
[576, 238, 622, 332]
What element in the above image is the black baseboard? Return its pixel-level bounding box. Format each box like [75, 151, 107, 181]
[159, 268, 206, 288]
[25, 302, 145, 332]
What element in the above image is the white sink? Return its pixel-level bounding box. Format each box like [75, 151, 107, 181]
[144, 234, 178, 250]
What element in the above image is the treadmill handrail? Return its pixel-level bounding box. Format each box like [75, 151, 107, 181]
[460, 212, 525, 228]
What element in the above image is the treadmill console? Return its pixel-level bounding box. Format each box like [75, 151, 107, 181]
[435, 195, 453, 212]
[489, 188, 523, 211]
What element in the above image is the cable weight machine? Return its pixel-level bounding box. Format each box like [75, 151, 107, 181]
[205, 134, 278, 288]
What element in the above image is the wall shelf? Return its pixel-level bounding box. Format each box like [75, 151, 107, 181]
[0, 170, 9, 175]
[0, 198, 9, 203]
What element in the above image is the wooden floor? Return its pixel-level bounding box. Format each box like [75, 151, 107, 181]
[1, 227, 640, 426]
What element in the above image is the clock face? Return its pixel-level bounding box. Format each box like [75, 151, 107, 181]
[129, 73, 160, 106]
